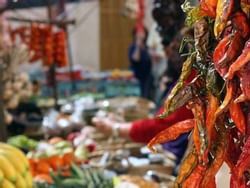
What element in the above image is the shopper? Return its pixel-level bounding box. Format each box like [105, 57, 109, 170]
[128, 27, 153, 100]
[147, 22, 167, 102]
[93, 30, 195, 166]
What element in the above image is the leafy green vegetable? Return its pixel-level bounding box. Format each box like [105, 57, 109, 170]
[35, 164, 114, 188]
[7, 135, 38, 150]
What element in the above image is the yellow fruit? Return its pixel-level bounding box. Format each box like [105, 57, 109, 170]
[15, 173, 26, 188]
[0, 143, 29, 170]
[1, 179, 15, 188]
[0, 150, 26, 176]
[0, 155, 17, 183]
[0, 170, 3, 185]
[25, 172, 33, 188]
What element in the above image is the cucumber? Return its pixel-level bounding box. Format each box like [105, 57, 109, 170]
[61, 178, 86, 187]
[70, 163, 85, 178]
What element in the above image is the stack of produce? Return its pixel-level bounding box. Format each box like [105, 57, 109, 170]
[34, 164, 113, 188]
[4, 72, 33, 110]
[28, 136, 96, 181]
[0, 143, 33, 188]
[147, 0, 250, 187]
[3, 72, 33, 125]
[110, 69, 134, 80]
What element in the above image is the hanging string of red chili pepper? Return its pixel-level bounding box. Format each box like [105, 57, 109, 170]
[147, 0, 250, 187]
[10, 23, 68, 68]
[53, 30, 68, 68]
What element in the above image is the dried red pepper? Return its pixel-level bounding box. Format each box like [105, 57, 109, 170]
[232, 136, 250, 187]
[213, 34, 232, 77]
[161, 55, 195, 117]
[236, 63, 250, 102]
[149, 0, 250, 186]
[229, 101, 246, 134]
[216, 32, 244, 68]
[206, 93, 219, 150]
[231, 12, 250, 39]
[241, 0, 250, 18]
[201, 116, 229, 187]
[189, 99, 208, 162]
[194, 18, 210, 63]
[215, 80, 235, 117]
[147, 119, 195, 152]
[200, 0, 217, 17]
[226, 40, 250, 80]
[182, 164, 207, 188]
[174, 149, 198, 187]
[214, 0, 234, 38]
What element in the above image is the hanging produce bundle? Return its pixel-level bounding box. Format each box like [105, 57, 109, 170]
[41, 25, 54, 66]
[148, 0, 250, 187]
[29, 23, 43, 62]
[53, 30, 68, 68]
[11, 24, 68, 67]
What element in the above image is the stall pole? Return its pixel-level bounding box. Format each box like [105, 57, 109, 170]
[58, 0, 76, 93]
[47, 0, 59, 110]
[0, 64, 7, 142]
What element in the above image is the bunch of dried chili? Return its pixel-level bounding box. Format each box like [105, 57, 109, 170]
[148, 0, 250, 187]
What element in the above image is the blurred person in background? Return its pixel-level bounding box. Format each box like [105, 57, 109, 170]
[128, 27, 153, 100]
[147, 22, 167, 102]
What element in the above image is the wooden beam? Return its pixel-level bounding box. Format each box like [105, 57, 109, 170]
[7, 17, 76, 26]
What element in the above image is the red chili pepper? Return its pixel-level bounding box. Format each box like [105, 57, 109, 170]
[201, 116, 228, 187]
[234, 63, 250, 103]
[213, 34, 231, 77]
[200, 0, 217, 17]
[229, 102, 246, 134]
[232, 12, 250, 39]
[215, 80, 235, 118]
[206, 94, 219, 150]
[182, 164, 207, 188]
[217, 32, 244, 68]
[175, 149, 198, 187]
[161, 55, 195, 117]
[226, 39, 250, 80]
[232, 136, 250, 187]
[189, 99, 208, 162]
[214, 0, 234, 38]
[241, 0, 250, 18]
[193, 122, 201, 160]
[206, 178, 216, 188]
[225, 127, 244, 170]
[147, 119, 195, 152]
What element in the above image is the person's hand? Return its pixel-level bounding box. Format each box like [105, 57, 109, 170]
[92, 117, 132, 139]
[92, 117, 114, 136]
[135, 31, 145, 47]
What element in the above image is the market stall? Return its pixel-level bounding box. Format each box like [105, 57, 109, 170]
[0, 0, 250, 187]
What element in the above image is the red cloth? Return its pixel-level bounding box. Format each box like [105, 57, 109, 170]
[129, 106, 193, 143]
[129, 70, 197, 143]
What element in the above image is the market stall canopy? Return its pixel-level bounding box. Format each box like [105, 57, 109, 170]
[6, 0, 81, 9]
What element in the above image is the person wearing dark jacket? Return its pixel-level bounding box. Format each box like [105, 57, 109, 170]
[128, 28, 153, 99]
